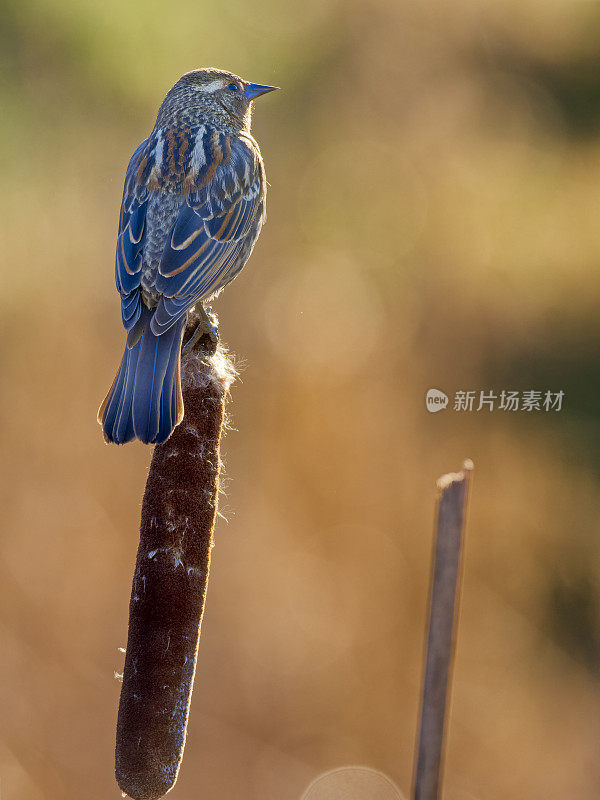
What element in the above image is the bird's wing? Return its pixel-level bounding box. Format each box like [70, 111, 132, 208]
[150, 129, 265, 335]
[114, 139, 152, 331]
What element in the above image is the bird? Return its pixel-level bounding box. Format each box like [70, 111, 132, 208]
[98, 68, 277, 445]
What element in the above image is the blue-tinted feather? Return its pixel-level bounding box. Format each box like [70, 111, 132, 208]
[101, 334, 142, 445]
[130, 313, 186, 444]
[115, 141, 150, 302]
[100, 306, 185, 445]
[153, 139, 263, 320]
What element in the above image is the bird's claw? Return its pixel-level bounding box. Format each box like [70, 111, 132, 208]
[183, 310, 219, 356]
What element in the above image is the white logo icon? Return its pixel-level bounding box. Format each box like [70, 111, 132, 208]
[426, 389, 448, 413]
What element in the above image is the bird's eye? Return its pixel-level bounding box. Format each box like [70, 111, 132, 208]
[228, 83, 239, 91]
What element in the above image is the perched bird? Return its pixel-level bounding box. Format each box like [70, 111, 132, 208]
[98, 69, 277, 445]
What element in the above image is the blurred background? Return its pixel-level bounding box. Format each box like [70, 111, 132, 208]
[2, 0, 600, 797]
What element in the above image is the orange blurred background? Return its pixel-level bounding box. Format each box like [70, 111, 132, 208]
[2, 0, 600, 797]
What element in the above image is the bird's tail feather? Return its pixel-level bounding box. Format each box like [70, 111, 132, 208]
[98, 306, 186, 445]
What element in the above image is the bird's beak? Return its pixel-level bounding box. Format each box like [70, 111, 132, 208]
[244, 83, 279, 101]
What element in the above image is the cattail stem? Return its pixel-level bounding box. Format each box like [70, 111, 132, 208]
[413, 460, 473, 800]
[115, 316, 235, 800]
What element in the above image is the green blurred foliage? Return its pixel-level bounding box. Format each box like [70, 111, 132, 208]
[2, 0, 600, 798]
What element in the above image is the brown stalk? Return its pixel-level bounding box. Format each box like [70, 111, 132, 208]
[413, 460, 473, 800]
[115, 313, 234, 800]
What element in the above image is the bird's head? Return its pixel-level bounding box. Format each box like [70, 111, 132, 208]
[156, 68, 278, 132]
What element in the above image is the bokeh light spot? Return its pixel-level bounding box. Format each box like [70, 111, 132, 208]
[301, 766, 405, 800]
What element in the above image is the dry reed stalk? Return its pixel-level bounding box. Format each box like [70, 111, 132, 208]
[413, 460, 473, 800]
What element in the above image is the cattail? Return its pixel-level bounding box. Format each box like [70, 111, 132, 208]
[115, 316, 235, 800]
